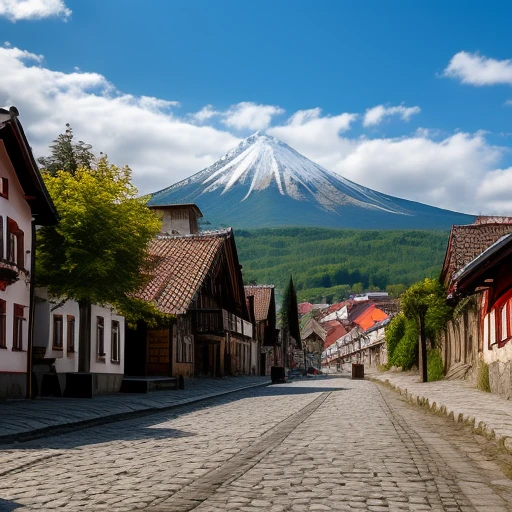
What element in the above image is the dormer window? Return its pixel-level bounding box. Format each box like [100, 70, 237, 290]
[0, 178, 8, 199]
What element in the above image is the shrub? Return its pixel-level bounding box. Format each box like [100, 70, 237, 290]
[390, 319, 419, 370]
[477, 361, 491, 392]
[427, 348, 444, 381]
[386, 313, 406, 362]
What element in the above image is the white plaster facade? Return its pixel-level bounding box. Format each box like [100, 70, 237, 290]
[33, 291, 125, 395]
[0, 141, 32, 397]
[89, 304, 125, 376]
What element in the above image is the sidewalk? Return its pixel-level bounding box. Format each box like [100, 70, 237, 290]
[367, 368, 512, 454]
[0, 376, 270, 445]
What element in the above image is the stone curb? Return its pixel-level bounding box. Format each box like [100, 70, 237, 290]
[370, 376, 512, 456]
[0, 380, 271, 446]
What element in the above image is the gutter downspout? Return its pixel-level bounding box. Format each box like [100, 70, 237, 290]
[26, 217, 36, 399]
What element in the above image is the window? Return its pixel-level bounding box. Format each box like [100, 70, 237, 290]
[0, 177, 8, 199]
[13, 304, 24, 350]
[52, 315, 63, 350]
[111, 320, 120, 363]
[0, 216, 3, 260]
[67, 315, 75, 353]
[96, 316, 105, 358]
[178, 335, 193, 362]
[6, 218, 24, 269]
[0, 299, 5, 348]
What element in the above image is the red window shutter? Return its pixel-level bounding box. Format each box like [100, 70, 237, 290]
[16, 231, 24, 270]
[14, 304, 24, 317]
[0, 299, 5, 314]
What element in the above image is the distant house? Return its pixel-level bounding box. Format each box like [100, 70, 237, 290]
[244, 285, 280, 376]
[445, 230, 512, 399]
[127, 204, 252, 380]
[300, 317, 325, 370]
[440, 219, 512, 388]
[32, 289, 125, 396]
[0, 107, 58, 399]
[319, 299, 389, 371]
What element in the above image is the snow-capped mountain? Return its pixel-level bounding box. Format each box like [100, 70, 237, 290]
[149, 133, 474, 229]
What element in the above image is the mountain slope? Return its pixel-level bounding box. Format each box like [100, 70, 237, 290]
[149, 133, 474, 229]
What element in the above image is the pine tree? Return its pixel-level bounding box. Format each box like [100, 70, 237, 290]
[38, 124, 95, 175]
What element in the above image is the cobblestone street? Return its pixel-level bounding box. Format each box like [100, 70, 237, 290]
[1, 376, 511, 512]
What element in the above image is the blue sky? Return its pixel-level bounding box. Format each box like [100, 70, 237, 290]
[1, 0, 512, 215]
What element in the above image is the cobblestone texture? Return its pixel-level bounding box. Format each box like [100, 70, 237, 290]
[368, 369, 512, 454]
[0, 376, 511, 511]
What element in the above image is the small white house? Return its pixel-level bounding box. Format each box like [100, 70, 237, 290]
[0, 107, 58, 399]
[33, 289, 125, 396]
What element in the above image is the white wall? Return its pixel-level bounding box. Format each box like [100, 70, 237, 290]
[47, 299, 80, 374]
[89, 304, 125, 375]
[34, 292, 125, 376]
[482, 297, 512, 366]
[0, 141, 32, 375]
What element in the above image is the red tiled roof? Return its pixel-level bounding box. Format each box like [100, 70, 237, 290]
[324, 321, 347, 348]
[298, 302, 313, 315]
[138, 230, 230, 315]
[353, 305, 389, 331]
[441, 223, 512, 286]
[244, 285, 274, 322]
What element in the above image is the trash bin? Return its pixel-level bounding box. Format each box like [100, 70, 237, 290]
[271, 366, 286, 384]
[351, 363, 364, 380]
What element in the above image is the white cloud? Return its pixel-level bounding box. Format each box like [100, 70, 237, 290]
[0, 0, 71, 21]
[2, 45, 512, 215]
[363, 104, 421, 127]
[0, 46, 239, 194]
[190, 104, 220, 123]
[444, 51, 512, 86]
[506, 100, 512, 106]
[222, 101, 284, 131]
[268, 108, 357, 158]
[270, 111, 504, 214]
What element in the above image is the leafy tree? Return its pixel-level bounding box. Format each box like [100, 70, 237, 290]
[37, 133, 163, 370]
[400, 278, 451, 381]
[38, 124, 95, 175]
[37, 159, 161, 306]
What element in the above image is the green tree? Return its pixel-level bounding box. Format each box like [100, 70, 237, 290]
[281, 276, 301, 346]
[38, 124, 95, 175]
[37, 144, 163, 370]
[400, 278, 451, 382]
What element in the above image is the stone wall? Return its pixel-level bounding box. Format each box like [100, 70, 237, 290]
[488, 361, 512, 399]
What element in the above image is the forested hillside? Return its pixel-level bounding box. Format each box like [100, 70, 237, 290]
[235, 228, 449, 303]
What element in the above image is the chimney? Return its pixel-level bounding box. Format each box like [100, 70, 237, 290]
[149, 203, 203, 235]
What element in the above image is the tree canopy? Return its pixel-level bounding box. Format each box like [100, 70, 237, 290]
[38, 124, 95, 175]
[36, 128, 164, 325]
[401, 278, 452, 344]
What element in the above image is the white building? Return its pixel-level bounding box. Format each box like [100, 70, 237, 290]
[33, 290, 125, 396]
[0, 107, 58, 399]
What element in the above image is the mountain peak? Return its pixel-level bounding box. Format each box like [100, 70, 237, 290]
[149, 135, 474, 230]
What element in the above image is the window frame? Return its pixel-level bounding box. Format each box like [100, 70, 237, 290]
[96, 316, 105, 360]
[67, 315, 75, 353]
[6, 217, 24, 270]
[0, 299, 6, 349]
[111, 320, 120, 363]
[13, 304, 24, 351]
[52, 314, 64, 350]
[0, 177, 8, 199]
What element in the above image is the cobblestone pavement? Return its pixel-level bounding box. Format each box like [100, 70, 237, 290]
[367, 369, 512, 455]
[0, 376, 270, 443]
[0, 376, 511, 511]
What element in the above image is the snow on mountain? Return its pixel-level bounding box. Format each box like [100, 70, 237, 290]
[149, 133, 474, 230]
[155, 133, 408, 214]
